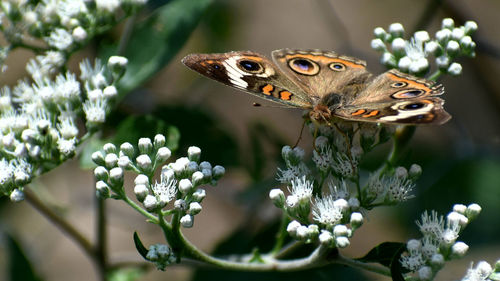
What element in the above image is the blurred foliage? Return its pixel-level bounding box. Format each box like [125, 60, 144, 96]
[6, 234, 42, 281]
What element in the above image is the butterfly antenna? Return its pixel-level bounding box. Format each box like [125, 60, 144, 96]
[252, 102, 291, 109]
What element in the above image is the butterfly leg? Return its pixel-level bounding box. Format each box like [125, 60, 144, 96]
[333, 123, 356, 171]
[292, 119, 307, 149]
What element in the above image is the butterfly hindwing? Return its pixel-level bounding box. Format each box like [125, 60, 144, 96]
[182, 51, 312, 108]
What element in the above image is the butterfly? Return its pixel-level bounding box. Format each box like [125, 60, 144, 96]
[181, 49, 451, 125]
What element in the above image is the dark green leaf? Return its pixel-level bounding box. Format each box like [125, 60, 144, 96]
[356, 242, 406, 268]
[111, 114, 179, 152]
[100, 0, 213, 95]
[7, 233, 42, 281]
[133, 232, 150, 260]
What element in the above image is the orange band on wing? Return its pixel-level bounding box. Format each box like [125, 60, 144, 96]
[362, 110, 380, 117]
[285, 54, 365, 69]
[261, 84, 274, 96]
[279, 91, 292, 100]
[387, 73, 431, 93]
[351, 109, 367, 116]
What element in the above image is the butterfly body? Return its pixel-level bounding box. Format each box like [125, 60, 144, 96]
[182, 49, 451, 125]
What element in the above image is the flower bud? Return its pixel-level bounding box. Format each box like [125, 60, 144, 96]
[436, 55, 450, 70]
[120, 142, 134, 158]
[269, 189, 285, 208]
[373, 27, 387, 39]
[180, 214, 194, 228]
[295, 225, 309, 240]
[108, 56, 128, 79]
[192, 171, 204, 186]
[188, 202, 202, 215]
[179, 179, 193, 194]
[199, 161, 212, 170]
[418, 266, 432, 281]
[465, 203, 481, 220]
[92, 151, 105, 166]
[10, 189, 25, 202]
[388, 23, 404, 38]
[333, 224, 349, 237]
[109, 167, 123, 186]
[103, 85, 117, 99]
[156, 147, 171, 163]
[447, 62, 462, 76]
[370, 38, 386, 51]
[287, 220, 301, 236]
[94, 166, 109, 181]
[451, 27, 465, 40]
[380, 52, 396, 68]
[154, 134, 166, 148]
[436, 29, 452, 44]
[72, 26, 87, 42]
[104, 153, 118, 168]
[464, 21, 478, 35]
[118, 155, 131, 169]
[441, 18, 454, 30]
[414, 31, 430, 43]
[212, 165, 225, 180]
[143, 195, 158, 211]
[319, 230, 334, 245]
[430, 253, 444, 268]
[174, 199, 187, 211]
[201, 169, 212, 181]
[452, 204, 467, 214]
[335, 236, 350, 248]
[136, 154, 152, 171]
[350, 212, 363, 229]
[398, 56, 411, 72]
[450, 241, 468, 258]
[192, 188, 206, 202]
[409, 164, 422, 178]
[134, 174, 149, 186]
[96, 181, 110, 198]
[138, 138, 152, 154]
[187, 146, 201, 162]
[391, 38, 406, 55]
[134, 184, 149, 202]
[186, 161, 198, 175]
[424, 41, 440, 55]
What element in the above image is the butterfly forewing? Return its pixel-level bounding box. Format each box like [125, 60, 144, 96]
[182, 51, 313, 108]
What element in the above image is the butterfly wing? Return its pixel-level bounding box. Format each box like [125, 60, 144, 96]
[271, 49, 372, 103]
[182, 51, 313, 108]
[333, 70, 451, 124]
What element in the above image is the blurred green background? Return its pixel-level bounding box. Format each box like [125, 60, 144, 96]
[1, 0, 499, 280]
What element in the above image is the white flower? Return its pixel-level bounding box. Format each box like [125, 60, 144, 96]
[96, 0, 120, 13]
[405, 38, 429, 74]
[276, 163, 309, 184]
[462, 261, 493, 281]
[288, 176, 313, 204]
[57, 137, 76, 155]
[441, 18, 455, 29]
[58, 0, 88, 18]
[331, 152, 356, 178]
[46, 28, 74, 50]
[448, 62, 462, 76]
[385, 176, 415, 202]
[152, 173, 177, 207]
[57, 116, 78, 139]
[417, 211, 444, 240]
[388, 23, 404, 37]
[72, 26, 87, 42]
[312, 194, 343, 228]
[83, 98, 107, 124]
[312, 143, 333, 172]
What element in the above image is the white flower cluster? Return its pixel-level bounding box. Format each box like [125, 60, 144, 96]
[461, 260, 500, 281]
[0, 0, 147, 68]
[270, 123, 405, 248]
[146, 243, 176, 271]
[0, 55, 126, 200]
[93, 137, 225, 229]
[371, 18, 477, 76]
[400, 203, 482, 280]
[365, 165, 421, 204]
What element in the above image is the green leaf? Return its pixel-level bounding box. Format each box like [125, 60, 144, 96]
[356, 242, 406, 268]
[357, 242, 407, 281]
[107, 268, 146, 281]
[111, 114, 180, 152]
[100, 0, 213, 94]
[133, 232, 150, 260]
[7, 233, 42, 281]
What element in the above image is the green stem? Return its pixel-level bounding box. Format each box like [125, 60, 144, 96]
[122, 196, 159, 223]
[427, 69, 443, 82]
[335, 255, 391, 276]
[180, 231, 332, 271]
[270, 214, 291, 255]
[95, 192, 108, 281]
